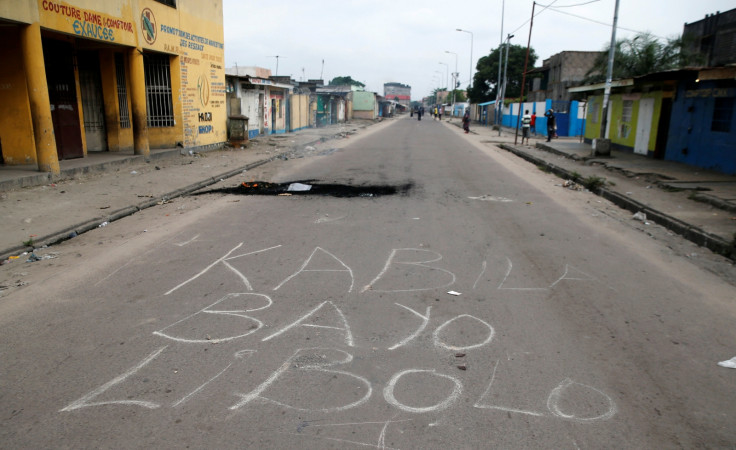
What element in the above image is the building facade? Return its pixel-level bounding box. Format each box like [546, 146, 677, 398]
[528, 51, 601, 103]
[383, 82, 411, 107]
[683, 8, 736, 67]
[0, 0, 226, 173]
[576, 68, 736, 174]
[225, 67, 295, 138]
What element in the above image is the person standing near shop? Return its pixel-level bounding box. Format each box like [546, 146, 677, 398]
[545, 109, 556, 142]
[521, 110, 532, 145]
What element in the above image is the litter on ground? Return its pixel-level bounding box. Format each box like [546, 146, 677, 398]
[717, 356, 736, 369]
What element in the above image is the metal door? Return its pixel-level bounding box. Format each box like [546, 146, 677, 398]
[635, 98, 654, 155]
[78, 51, 108, 152]
[43, 38, 84, 160]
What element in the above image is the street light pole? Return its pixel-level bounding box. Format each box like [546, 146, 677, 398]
[456, 28, 474, 89]
[445, 50, 458, 114]
[438, 62, 449, 91]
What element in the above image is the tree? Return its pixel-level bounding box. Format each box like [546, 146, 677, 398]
[329, 76, 365, 87]
[468, 44, 537, 104]
[583, 33, 704, 84]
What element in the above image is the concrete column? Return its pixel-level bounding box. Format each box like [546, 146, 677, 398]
[99, 50, 121, 152]
[128, 48, 149, 157]
[20, 23, 59, 174]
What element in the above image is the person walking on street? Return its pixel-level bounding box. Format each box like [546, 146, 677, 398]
[530, 112, 536, 135]
[521, 110, 532, 145]
[418, 106, 424, 121]
[462, 109, 470, 134]
[438, 105, 443, 121]
[545, 109, 556, 142]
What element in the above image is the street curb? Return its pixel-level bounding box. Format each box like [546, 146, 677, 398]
[0, 134, 338, 262]
[499, 143, 735, 260]
[0, 152, 284, 262]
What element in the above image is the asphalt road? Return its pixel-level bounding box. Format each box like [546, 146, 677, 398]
[1, 117, 735, 449]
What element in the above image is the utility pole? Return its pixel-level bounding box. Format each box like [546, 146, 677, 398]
[496, 0, 505, 126]
[268, 55, 286, 76]
[596, 0, 620, 156]
[499, 34, 513, 133]
[514, 2, 535, 145]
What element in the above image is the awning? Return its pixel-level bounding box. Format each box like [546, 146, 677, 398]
[568, 79, 634, 93]
[478, 100, 496, 106]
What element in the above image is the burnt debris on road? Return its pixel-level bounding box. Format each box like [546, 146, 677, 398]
[197, 180, 414, 198]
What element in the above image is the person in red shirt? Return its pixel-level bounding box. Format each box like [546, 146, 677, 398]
[530, 112, 537, 135]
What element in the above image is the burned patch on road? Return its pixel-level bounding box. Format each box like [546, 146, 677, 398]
[197, 181, 412, 198]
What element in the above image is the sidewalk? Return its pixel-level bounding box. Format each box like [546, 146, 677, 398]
[454, 120, 736, 258]
[0, 120, 374, 261]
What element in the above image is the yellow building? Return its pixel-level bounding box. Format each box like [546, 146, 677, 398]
[0, 0, 225, 173]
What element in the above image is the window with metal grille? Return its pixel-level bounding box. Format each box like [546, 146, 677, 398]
[589, 100, 599, 123]
[115, 53, 131, 129]
[154, 0, 176, 7]
[621, 100, 633, 123]
[143, 53, 175, 127]
[712, 97, 734, 133]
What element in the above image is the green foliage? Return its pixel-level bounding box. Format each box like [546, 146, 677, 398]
[450, 89, 466, 103]
[22, 237, 34, 247]
[329, 76, 365, 87]
[583, 33, 703, 84]
[468, 44, 537, 103]
[582, 175, 606, 191]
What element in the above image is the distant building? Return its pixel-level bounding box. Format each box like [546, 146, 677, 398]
[528, 51, 602, 103]
[226, 66, 294, 137]
[384, 82, 411, 107]
[683, 7, 736, 67]
[436, 90, 450, 105]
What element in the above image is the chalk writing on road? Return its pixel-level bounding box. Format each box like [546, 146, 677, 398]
[62, 244, 617, 436]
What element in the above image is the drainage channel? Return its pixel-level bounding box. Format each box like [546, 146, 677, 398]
[196, 181, 413, 198]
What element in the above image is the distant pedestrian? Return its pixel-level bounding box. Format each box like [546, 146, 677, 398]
[530, 112, 536, 135]
[521, 110, 531, 145]
[418, 106, 424, 121]
[438, 106, 443, 121]
[462, 109, 470, 133]
[545, 109, 556, 142]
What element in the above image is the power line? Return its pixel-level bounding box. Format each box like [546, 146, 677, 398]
[546, 7, 666, 39]
[509, 0, 667, 43]
[508, 0, 559, 36]
[539, 0, 601, 8]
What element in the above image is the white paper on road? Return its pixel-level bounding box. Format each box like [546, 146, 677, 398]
[287, 183, 312, 192]
[447, 291, 462, 296]
[717, 356, 736, 369]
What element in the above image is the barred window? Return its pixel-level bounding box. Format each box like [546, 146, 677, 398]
[712, 97, 733, 133]
[589, 100, 599, 124]
[115, 53, 131, 129]
[622, 100, 634, 123]
[143, 53, 174, 127]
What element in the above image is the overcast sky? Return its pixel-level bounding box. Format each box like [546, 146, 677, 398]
[222, 0, 733, 101]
